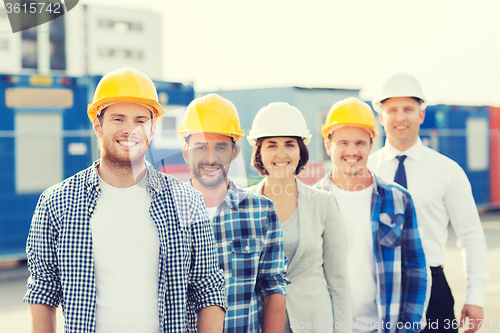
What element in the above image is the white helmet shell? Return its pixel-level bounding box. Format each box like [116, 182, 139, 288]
[247, 102, 312, 146]
[372, 73, 426, 112]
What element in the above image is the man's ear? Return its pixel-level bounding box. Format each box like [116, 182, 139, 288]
[93, 117, 103, 139]
[149, 122, 157, 139]
[378, 111, 385, 126]
[419, 109, 426, 125]
[231, 145, 240, 162]
[324, 139, 332, 157]
[182, 143, 190, 164]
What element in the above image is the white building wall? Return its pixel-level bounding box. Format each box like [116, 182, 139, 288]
[64, 5, 86, 77]
[85, 5, 162, 79]
[0, 9, 22, 73]
[0, 5, 162, 78]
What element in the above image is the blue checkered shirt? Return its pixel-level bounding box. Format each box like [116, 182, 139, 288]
[198, 181, 289, 333]
[24, 161, 226, 333]
[316, 172, 428, 333]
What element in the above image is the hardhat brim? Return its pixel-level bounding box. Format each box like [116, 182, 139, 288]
[247, 133, 312, 146]
[178, 129, 245, 142]
[88, 96, 165, 125]
[322, 122, 378, 140]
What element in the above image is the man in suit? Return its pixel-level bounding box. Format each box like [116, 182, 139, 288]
[178, 93, 289, 333]
[316, 97, 428, 333]
[369, 73, 488, 333]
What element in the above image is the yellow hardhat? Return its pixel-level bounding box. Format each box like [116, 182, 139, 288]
[87, 67, 164, 125]
[178, 94, 244, 141]
[322, 97, 378, 140]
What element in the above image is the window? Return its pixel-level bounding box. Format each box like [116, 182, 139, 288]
[49, 15, 66, 70]
[152, 105, 187, 150]
[98, 19, 142, 32]
[0, 39, 8, 50]
[161, 116, 177, 138]
[98, 19, 113, 28]
[98, 48, 143, 59]
[22, 27, 37, 69]
[21, 1, 66, 70]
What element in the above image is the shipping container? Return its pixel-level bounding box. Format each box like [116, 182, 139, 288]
[0, 73, 194, 260]
[409, 105, 490, 206]
[489, 106, 500, 207]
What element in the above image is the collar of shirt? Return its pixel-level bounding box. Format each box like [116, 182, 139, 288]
[84, 160, 165, 195]
[382, 137, 424, 162]
[223, 180, 247, 211]
[318, 169, 381, 197]
[188, 178, 248, 212]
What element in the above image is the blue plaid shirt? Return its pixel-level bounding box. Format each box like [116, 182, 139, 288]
[198, 180, 289, 333]
[316, 172, 427, 333]
[24, 161, 226, 333]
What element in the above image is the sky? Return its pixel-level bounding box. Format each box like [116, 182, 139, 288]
[80, 0, 500, 106]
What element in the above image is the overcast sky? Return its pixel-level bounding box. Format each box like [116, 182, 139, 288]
[80, 0, 500, 106]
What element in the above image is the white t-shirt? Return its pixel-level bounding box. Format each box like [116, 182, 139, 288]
[206, 206, 218, 220]
[331, 183, 378, 333]
[91, 174, 160, 333]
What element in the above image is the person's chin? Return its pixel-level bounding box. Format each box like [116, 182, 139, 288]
[200, 175, 226, 187]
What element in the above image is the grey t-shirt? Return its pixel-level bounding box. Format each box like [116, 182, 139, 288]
[281, 208, 299, 263]
[282, 208, 299, 333]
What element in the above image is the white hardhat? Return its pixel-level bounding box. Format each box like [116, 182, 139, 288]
[247, 102, 312, 146]
[372, 73, 426, 112]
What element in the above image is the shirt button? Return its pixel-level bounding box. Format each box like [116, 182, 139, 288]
[245, 245, 250, 251]
[89, 207, 93, 213]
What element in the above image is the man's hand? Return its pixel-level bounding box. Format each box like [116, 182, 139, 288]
[460, 304, 484, 333]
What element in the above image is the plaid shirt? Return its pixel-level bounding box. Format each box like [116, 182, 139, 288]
[24, 161, 226, 333]
[200, 180, 289, 333]
[316, 172, 427, 333]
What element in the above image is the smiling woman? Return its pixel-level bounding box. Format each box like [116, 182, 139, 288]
[246, 102, 352, 333]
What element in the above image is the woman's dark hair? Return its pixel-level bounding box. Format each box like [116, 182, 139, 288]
[251, 136, 309, 176]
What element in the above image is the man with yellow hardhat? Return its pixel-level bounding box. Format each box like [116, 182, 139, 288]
[24, 67, 226, 333]
[315, 97, 428, 333]
[368, 73, 488, 333]
[179, 93, 289, 333]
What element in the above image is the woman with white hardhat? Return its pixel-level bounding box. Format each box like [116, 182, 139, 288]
[247, 102, 352, 333]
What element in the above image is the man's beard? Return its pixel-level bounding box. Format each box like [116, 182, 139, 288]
[192, 162, 230, 188]
[101, 138, 149, 174]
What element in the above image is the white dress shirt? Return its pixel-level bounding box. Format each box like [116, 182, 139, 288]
[368, 138, 488, 307]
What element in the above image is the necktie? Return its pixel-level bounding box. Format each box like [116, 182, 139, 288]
[394, 155, 407, 189]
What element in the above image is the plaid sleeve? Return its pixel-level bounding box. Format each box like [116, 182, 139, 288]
[187, 193, 227, 313]
[256, 200, 290, 298]
[399, 193, 428, 332]
[23, 190, 63, 307]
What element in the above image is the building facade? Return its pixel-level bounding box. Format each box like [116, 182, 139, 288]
[0, 3, 162, 79]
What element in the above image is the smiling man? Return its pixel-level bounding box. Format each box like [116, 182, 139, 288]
[24, 68, 226, 333]
[368, 73, 489, 333]
[179, 94, 289, 333]
[315, 97, 428, 333]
